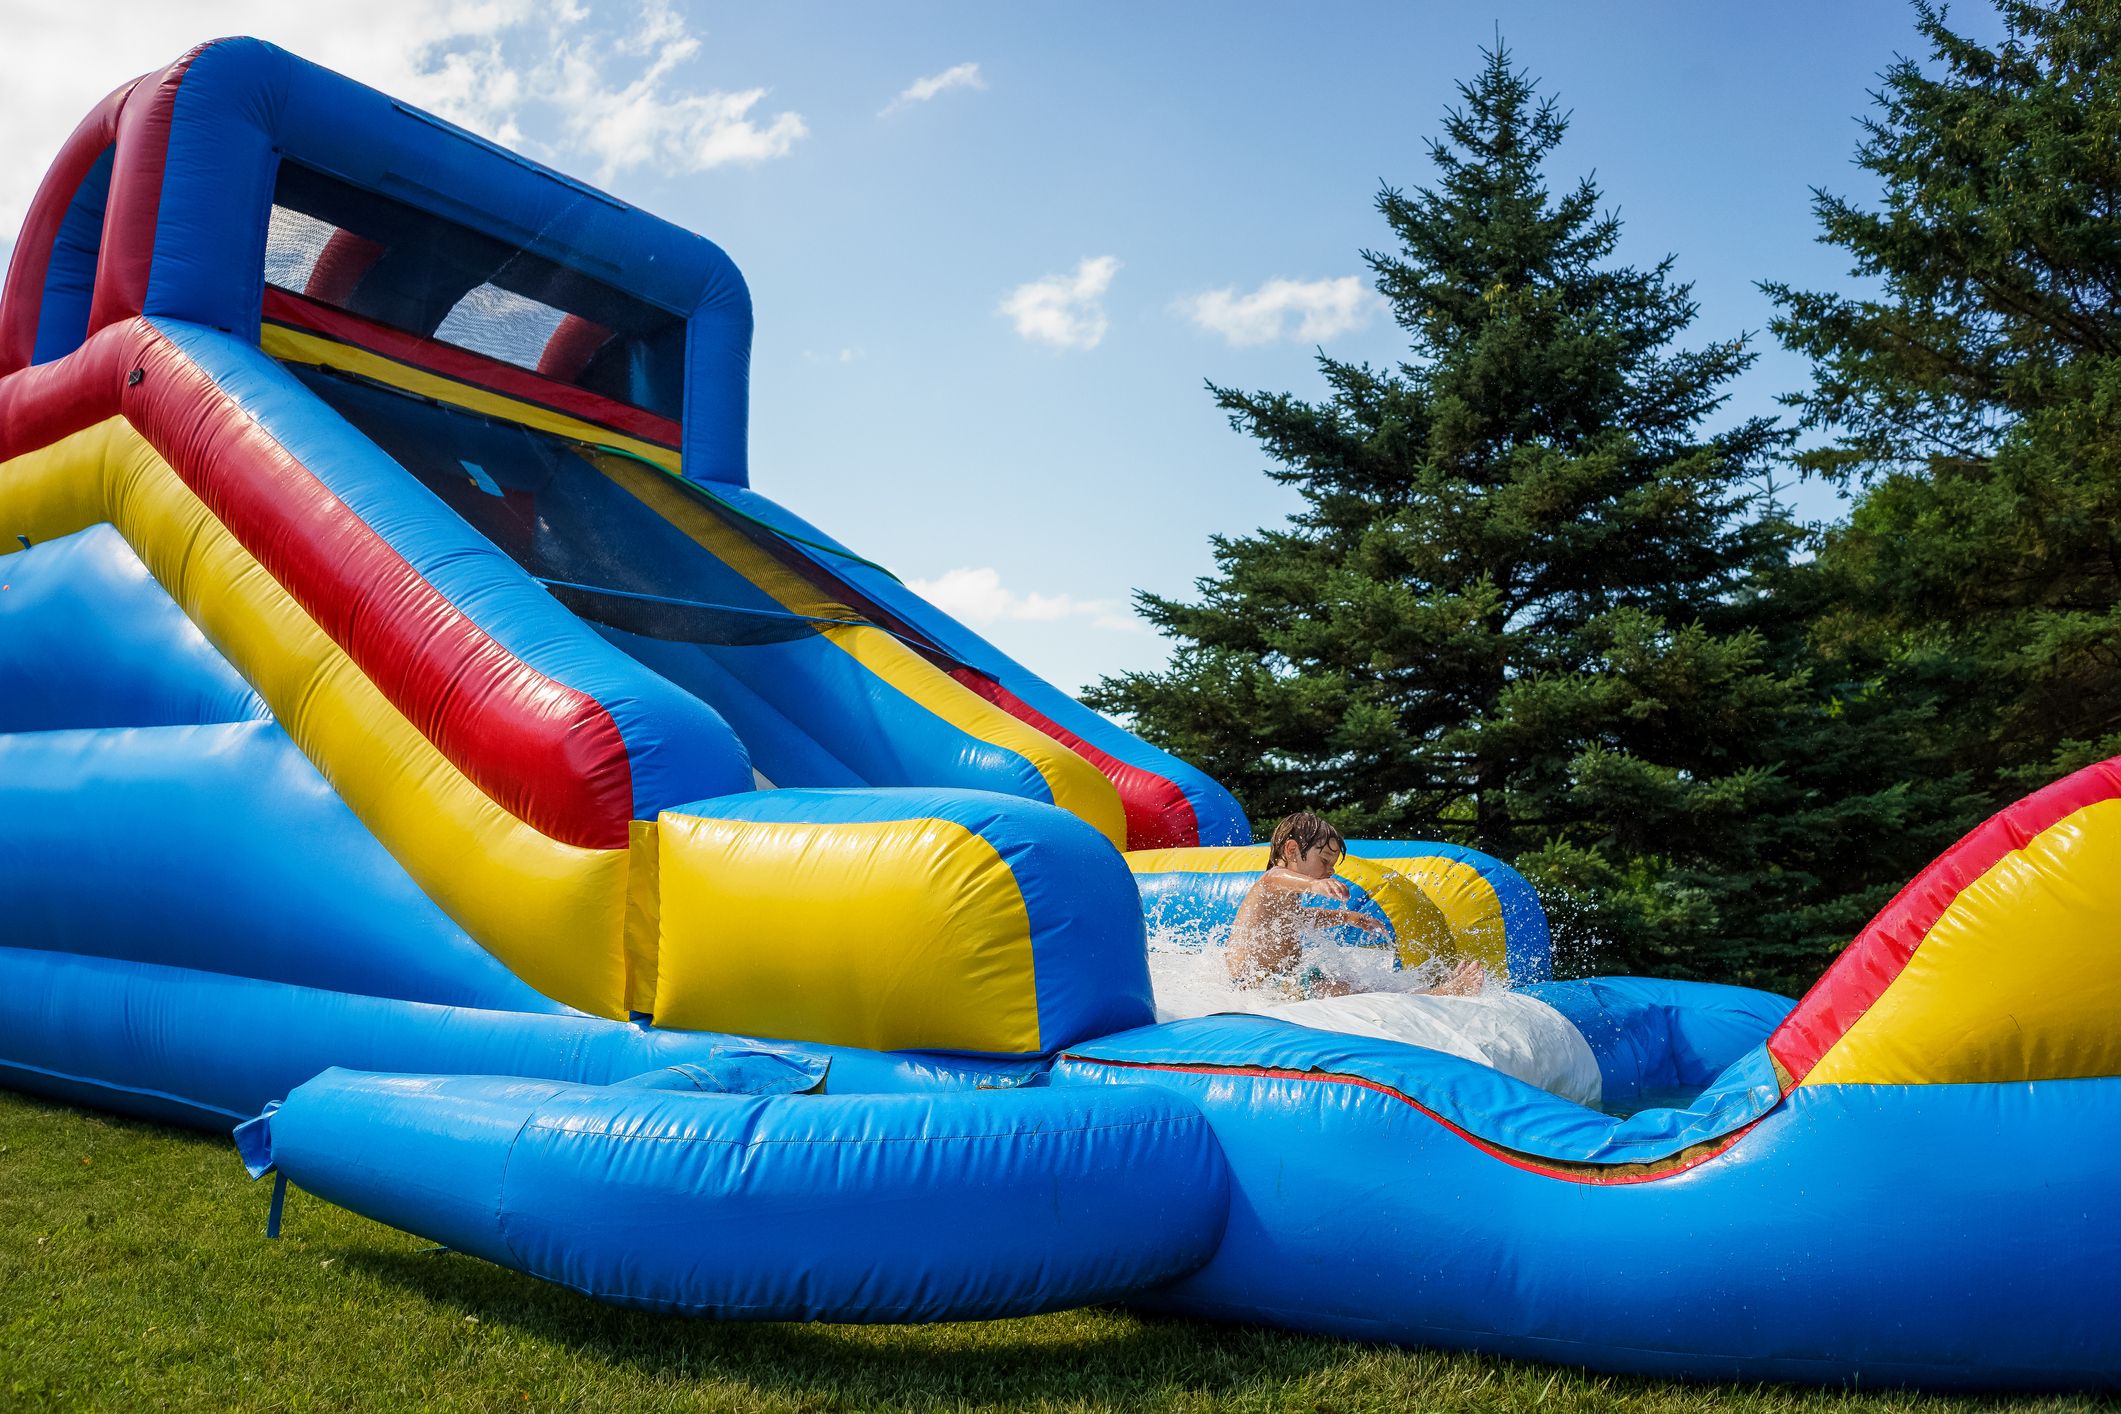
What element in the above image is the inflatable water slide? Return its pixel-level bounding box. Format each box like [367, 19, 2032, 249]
[2, 40, 2115, 1391]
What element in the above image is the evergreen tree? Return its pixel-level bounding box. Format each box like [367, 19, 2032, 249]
[1091, 48, 1846, 985]
[1767, 0, 2121, 797]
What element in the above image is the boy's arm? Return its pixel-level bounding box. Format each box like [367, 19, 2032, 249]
[1260, 867, 1351, 902]
[1317, 908, 1389, 935]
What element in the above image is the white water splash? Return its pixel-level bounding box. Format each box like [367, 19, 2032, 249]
[1144, 921, 1602, 1105]
[1145, 919, 1485, 1023]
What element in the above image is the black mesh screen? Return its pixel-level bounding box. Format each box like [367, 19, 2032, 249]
[539, 580, 873, 647]
[263, 162, 687, 424]
[291, 365, 940, 653]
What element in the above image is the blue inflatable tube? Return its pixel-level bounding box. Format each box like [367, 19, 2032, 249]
[1052, 1016, 2121, 1391]
[0, 949, 1040, 1130]
[238, 1064, 1231, 1322]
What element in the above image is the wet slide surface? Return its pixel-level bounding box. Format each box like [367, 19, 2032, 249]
[298, 365, 1032, 796]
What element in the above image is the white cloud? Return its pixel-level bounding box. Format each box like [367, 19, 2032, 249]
[998, 256, 1119, 351]
[906, 566, 1145, 635]
[881, 62, 985, 115]
[1179, 275, 1379, 347]
[0, 1, 803, 244]
[534, 3, 806, 180]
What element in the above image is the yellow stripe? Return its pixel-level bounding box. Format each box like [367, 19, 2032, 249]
[1340, 855, 1508, 975]
[1126, 845, 1279, 875]
[623, 819, 662, 1015]
[260, 323, 682, 473]
[654, 811, 1043, 1053]
[1803, 797, 2121, 1086]
[0, 419, 630, 1016]
[599, 455, 1131, 847]
[1125, 845, 1457, 968]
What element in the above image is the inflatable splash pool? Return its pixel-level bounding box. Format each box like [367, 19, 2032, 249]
[2, 40, 2116, 1392]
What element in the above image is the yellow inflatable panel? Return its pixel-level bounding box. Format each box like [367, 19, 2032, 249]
[0, 419, 630, 1015]
[1127, 845, 1272, 874]
[1804, 796, 2121, 1087]
[654, 811, 1044, 1053]
[1341, 853, 1508, 975]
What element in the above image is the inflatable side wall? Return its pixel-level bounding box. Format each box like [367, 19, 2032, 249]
[4, 37, 2118, 1395]
[1051, 758, 2121, 1388]
[237, 1066, 1233, 1323]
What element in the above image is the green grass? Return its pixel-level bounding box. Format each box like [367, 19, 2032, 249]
[1, 1090, 2110, 1414]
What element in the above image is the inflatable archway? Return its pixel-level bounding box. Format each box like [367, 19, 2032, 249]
[2, 39, 2114, 1391]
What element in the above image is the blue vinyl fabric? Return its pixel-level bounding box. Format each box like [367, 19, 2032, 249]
[1344, 839, 1555, 981]
[711, 485, 1253, 846]
[608, 1049, 829, 1096]
[599, 631, 863, 787]
[1521, 975, 1795, 1105]
[0, 948, 1042, 1129]
[155, 320, 755, 820]
[1050, 1036, 2121, 1390]
[0, 720, 558, 1012]
[608, 626, 1059, 801]
[0, 523, 268, 730]
[664, 787, 1156, 1049]
[236, 1065, 1231, 1322]
[129, 38, 751, 483]
[32, 143, 112, 365]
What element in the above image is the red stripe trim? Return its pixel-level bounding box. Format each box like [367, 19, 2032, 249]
[88, 48, 202, 334]
[1061, 1055, 1754, 1185]
[948, 668, 1201, 850]
[0, 321, 635, 850]
[262, 287, 681, 449]
[0, 78, 134, 374]
[0, 316, 130, 451]
[1766, 756, 2121, 1085]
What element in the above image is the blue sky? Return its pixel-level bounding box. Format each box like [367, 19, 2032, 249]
[0, 2, 2004, 691]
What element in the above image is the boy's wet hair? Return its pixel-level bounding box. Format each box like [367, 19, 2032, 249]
[1269, 810, 1345, 866]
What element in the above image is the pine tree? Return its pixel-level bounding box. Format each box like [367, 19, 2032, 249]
[1090, 48, 1846, 984]
[1767, 0, 2121, 798]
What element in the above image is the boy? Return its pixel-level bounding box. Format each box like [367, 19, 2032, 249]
[1227, 810, 1486, 998]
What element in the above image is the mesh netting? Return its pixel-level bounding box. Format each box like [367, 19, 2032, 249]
[433, 284, 570, 371]
[261, 162, 687, 422]
[290, 365, 947, 654]
[263, 205, 335, 292]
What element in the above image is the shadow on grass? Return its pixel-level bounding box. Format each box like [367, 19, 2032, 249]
[338, 1244, 1364, 1404]
[335, 1244, 2106, 1412]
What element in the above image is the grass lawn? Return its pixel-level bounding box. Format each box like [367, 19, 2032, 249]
[1, 1090, 2108, 1414]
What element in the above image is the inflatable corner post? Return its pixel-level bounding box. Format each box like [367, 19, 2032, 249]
[2, 38, 2115, 1388]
